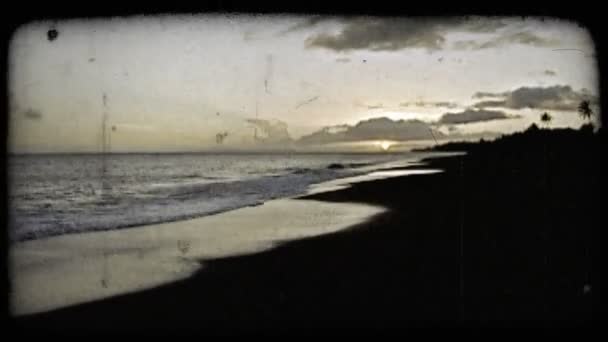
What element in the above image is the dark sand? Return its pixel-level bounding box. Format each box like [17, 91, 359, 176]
[12, 130, 597, 333]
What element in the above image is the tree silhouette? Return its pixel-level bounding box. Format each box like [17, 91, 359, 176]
[540, 112, 552, 127]
[578, 100, 593, 121]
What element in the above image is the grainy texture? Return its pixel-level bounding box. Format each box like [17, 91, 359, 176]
[14, 127, 598, 333]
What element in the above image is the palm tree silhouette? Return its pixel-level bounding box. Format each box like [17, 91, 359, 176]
[578, 100, 593, 121]
[540, 112, 552, 127]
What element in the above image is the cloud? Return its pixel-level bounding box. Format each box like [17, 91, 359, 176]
[454, 18, 508, 33]
[400, 100, 459, 109]
[303, 17, 548, 52]
[335, 57, 351, 63]
[471, 100, 508, 108]
[306, 18, 454, 52]
[544, 69, 557, 76]
[471, 85, 597, 111]
[284, 15, 506, 38]
[305, 17, 447, 52]
[501, 31, 557, 46]
[298, 117, 444, 145]
[367, 104, 384, 109]
[246, 118, 292, 143]
[324, 124, 350, 134]
[436, 108, 519, 125]
[453, 31, 558, 50]
[23, 108, 42, 120]
[278, 16, 333, 35]
[472, 91, 501, 99]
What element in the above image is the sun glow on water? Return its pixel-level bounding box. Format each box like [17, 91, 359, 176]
[378, 140, 393, 151]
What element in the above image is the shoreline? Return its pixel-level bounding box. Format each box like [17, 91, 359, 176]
[10, 151, 456, 243]
[10, 198, 386, 316]
[12, 148, 595, 331]
[10, 162, 448, 316]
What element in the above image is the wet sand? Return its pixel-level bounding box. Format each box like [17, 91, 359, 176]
[11, 198, 386, 316]
[10, 168, 444, 316]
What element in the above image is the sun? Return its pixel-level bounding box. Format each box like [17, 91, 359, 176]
[379, 141, 392, 151]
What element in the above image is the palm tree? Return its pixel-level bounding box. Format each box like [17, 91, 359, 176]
[578, 100, 593, 121]
[540, 112, 552, 127]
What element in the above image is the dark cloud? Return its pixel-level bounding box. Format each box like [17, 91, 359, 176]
[453, 31, 558, 50]
[433, 102, 460, 109]
[436, 108, 519, 125]
[472, 100, 509, 108]
[246, 118, 292, 144]
[400, 100, 459, 109]
[305, 18, 447, 52]
[298, 117, 444, 145]
[285, 15, 506, 38]
[471, 85, 597, 111]
[303, 17, 540, 52]
[23, 108, 42, 120]
[472, 91, 501, 99]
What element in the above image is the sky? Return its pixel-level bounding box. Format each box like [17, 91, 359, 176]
[8, 15, 600, 153]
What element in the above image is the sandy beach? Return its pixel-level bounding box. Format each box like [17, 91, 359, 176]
[12, 138, 596, 332]
[10, 168, 443, 316]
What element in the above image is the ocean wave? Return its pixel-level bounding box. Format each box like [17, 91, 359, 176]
[10, 167, 355, 242]
[9, 153, 423, 242]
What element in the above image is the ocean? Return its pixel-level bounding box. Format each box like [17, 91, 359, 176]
[8, 152, 429, 242]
